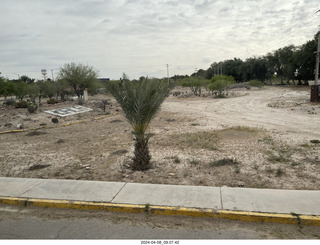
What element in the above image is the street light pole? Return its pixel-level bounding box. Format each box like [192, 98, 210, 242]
[315, 34, 320, 85]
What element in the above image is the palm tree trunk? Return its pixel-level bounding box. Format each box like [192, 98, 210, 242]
[132, 136, 151, 171]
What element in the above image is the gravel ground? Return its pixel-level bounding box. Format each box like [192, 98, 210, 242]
[0, 86, 319, 190]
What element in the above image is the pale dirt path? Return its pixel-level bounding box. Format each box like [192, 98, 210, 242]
[162, 87, 320, 144]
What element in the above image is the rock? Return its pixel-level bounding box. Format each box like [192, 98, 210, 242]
[236, 181, 245, 187]
[85, 167, 90, 170]
[168, 173, 175, 176]
[16, 123, 24, 129]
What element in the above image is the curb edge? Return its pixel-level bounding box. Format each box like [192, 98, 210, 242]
[1, 196, 319, 226]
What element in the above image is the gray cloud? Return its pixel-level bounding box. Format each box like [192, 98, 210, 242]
[0, 0, 319, 80]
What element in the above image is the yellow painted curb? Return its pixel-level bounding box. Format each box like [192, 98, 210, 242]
[27, 198, 146, 213]
[0, 197, 28, 206]
[1, 196, 319, 226]
[0, 129, 25, 134]
[150, 206, 320, 226]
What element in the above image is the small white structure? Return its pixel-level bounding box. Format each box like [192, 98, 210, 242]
[83, 89, 88, 102]
[44, 105, 92, 117]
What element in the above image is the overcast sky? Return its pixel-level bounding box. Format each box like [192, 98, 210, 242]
[1, 0, 319, 80]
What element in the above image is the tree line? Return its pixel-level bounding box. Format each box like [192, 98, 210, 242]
[191, 31, 320, 85]
[0, 63, 104, 103]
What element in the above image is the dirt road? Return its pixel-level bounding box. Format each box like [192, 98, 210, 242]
[164, 86, 320, 144]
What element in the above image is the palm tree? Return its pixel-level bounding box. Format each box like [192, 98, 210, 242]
[107, 78, 173, 171]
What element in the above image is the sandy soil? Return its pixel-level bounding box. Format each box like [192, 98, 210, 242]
[0, 86, 319, 190]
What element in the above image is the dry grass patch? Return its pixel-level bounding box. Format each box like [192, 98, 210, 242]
[159, 126, 266, 151]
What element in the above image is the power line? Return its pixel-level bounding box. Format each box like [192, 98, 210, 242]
[253, 10, 320, 56]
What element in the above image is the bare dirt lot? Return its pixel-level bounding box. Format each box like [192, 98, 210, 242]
[1, 86, 319, 190]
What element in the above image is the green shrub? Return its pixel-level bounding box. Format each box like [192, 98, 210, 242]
[208, 75, 235, 97]
[15, 100, 28, 108]
[247, 80, 264, 87]
[180, 77, 207, 96]
[27, 102, 38, 114]
[52, 118, 59, 124]
[47, 98, 60, 104]
[3, 99, 16, 106]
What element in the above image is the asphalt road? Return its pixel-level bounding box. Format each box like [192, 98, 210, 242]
[0, 205, 319, 240]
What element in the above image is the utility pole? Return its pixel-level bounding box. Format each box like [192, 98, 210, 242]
[166, 64, 169, 84]
[315, 34, 320, 85]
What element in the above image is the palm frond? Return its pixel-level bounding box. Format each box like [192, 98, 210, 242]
[107, 79, 172, 135]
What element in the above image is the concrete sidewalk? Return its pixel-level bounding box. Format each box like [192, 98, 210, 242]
[0, 177, 319, 225]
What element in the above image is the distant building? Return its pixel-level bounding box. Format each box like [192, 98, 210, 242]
[98, 78, 110, 82]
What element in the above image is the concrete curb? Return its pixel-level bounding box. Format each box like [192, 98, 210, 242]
[0, 112, 118, 135]
[1, 196, 319, 226]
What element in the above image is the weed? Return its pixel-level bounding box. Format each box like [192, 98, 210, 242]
[291, 213, 302, 227]
[267, 152, 290, 163]
[4, 123, 13, 127]
[189, 157, 200, 165]
[229, 126, 260, 133]
[265, 166, 274, 173]
[166, 118, 175, 122]
[291, 162, 300, 167]
[111, 149, 128, 155]
[26, 131, 47, 136]
[110, 119, 123, 123]
[252, 163, 259, 170]
[310, 139, 320, 144]
[144, 203, 150, 213]
[56, 139, 66, 144]
[173, 155, 181, 163]
[276, 167, 285, 177]
[171, 131, 219, 151]
[259, 137, 274, 145]
[28, 164, 51, 171]
[300, 143, 310, 148]
[209, 158, 240, 167]
[234, 165, 240, 174]
[99, 99, 110, 112]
